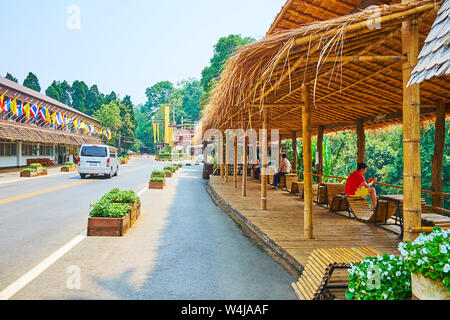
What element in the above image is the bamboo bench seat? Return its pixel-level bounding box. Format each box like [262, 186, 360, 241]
[289, 181, 319, 200]
[323, 183, 346, 207]
[421, 213, 450, 228]
[291, 247, 381, 300]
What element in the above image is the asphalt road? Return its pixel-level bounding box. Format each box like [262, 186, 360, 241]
[0, 159, 296, 299]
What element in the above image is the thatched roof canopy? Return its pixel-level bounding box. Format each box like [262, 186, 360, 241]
[200, 0, 449, 138]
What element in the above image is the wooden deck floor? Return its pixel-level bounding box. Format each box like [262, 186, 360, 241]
[209, 175, 400, 267]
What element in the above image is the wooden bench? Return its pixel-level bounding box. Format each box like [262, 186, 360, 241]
[322, 183, 346, 207]
[280, 173, 298, 190]
[330, 194, 351, 216]
[290, 181, 319, 200]
[421, 214, 450, 229]
[291, 247, 381, 300]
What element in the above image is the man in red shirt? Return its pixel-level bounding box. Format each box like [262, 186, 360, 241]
[345, 163, 378, 209]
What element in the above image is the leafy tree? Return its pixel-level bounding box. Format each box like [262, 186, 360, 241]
[143, 81, 175, 114]
[201, 35, 254, 93]
[86, 85, 104, 114]
[71, 80, 89, 114]
[23, 72, 41, 92]
[93, 101, 123, 146]
[5, 73, 18, 83]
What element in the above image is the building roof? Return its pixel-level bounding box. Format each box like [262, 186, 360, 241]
[408, 0, 450, 85]
[0, 77, 99, 124]
[0, 121, 103, 145]
[199, 0, 448, 137]
[267, 0, 394, 35]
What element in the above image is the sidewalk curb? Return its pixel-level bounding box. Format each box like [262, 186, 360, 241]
[205, 181, 304, 278]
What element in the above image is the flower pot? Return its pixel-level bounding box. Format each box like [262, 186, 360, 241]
[61, 166, 76, 172]
[87, 213, 131, 237]
[20, 171, 37, 177]
[149, 181, 165, 189]
[411, 273, 450, 300]
[165, 172, 172, 178]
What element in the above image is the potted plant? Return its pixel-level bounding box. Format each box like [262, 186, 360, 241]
[41, 167, 48, 176]
[101, 188, 141, 226]
[61, 162, 76, 172]
[151, 170, 165, 178]
[346, 254, 411, 300]
[87, 198, 132, 237]
[20, 168, 38, 177]
[399, 228, 450, 300]
[149, 177, 165, 189]
[29, 163, 43, 174]
[164, 169, 173, 178]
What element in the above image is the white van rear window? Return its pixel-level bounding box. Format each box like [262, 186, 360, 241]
[81, 146, 107, 157]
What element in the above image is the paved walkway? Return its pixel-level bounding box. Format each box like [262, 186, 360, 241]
[10, 165, 296, 299]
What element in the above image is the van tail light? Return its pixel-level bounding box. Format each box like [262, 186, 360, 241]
[78, 157, 81, 166]
[107, 158, 110, 168]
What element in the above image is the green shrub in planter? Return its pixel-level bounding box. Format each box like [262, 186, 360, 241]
[29, 163, 43, 168]
[89, 198, 132, 218]
[101, 188, 140, 204]
[150, 177, 165, 183]
[65, 162, 75, 166]
[399, 228, 450, 292]
[346, 254, 411, 300]
[22, 168, 37, 173]
[151, 170, 165, 176]
[42, 167, 47, 171]
[164, 166, 173, 171]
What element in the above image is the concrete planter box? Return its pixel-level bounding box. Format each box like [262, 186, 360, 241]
[149, 181, 165, 189]
[87, 213, 131, 237]
[411, 273, 450, 300]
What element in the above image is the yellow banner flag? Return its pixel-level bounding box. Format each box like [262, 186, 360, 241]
[164, 105, 170, 144]
[45, 108, 51, 123]
[153, 123, 157, 143]
[10, 97, 17, 116]
[156, 123, 160, 142]
[24, 103, 30, 119]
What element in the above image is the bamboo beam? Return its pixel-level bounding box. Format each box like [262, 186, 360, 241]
[402, 7, 421, 242]
[356, 119, 366, 164]
[292, 131, 298, 173]
[242, 135, 248, 197]
[316, 125, 324, 183]
[302, 84, 313, 239]
[431, 103, 446, 208]
[234, 135, 238, 188]
[261, 107, 268, 210]
[307, 55, 404, 63]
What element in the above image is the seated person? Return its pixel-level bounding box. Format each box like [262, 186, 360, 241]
[345, 162, 378, 209]
[273, 154, 291, 189]
[252, 158, 261, 180]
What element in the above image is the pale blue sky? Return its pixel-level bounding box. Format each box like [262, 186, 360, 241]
[1, 0, 286, 105]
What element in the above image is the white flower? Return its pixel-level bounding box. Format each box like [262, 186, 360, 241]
[349, 288, 355, 293]
[417, 259, 423, 266]
[390, 255, 396, 260]
[440, 245, 448, 255]
[421, 248, 428, 255]
[444, 264, 450, 273]
[396, 271, 402, 277]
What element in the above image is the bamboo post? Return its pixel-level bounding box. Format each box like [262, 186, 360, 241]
[234, 135, 238, 188]
[242, 136, 248, 197]
[225, 133, 229, 183]
[261, 107, 268, 210]
[302, 84, 313, 239]
[317, 125, 324, 183]
[431, 103, 446, 208]
[402, 8, 421, 242]
[292, 131, 297, 173]
[356, 120, 365, 164]
[279, 135, 282, 168]
[220, 132, 225, 180]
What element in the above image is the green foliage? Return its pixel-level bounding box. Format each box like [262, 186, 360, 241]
[150, 177, 165, 183]
[399, 228, 450, 292]
[101, 188, 140, 204]
[23, 72, 41, 92]
[346, 254, 411, 300]
[94, 101, 123, 145]
[151, 170, 165, 176]
[65, 162, 75, 166]
[62, 165, 73, 169]
[22, 168, 36, 173]
[89, 198, 132, 218]
[29, 163, 43, 168]
[201, 35, 255, 93]
[5, 73, 18, 83]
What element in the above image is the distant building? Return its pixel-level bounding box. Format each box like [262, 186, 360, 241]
[0, 76, 104, 168]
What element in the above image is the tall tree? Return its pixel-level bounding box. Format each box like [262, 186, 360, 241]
[143, 81, 175, 114]
[86, 84, 104, 114]
[71, 80, 89, 114]
[93, 101, 123, 146]
[23, 72, 41, 92]
[201, 35, 254, 93]
[5, 73, 18, 83]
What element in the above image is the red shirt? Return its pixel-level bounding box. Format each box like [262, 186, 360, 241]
[345, 170, 366, 195]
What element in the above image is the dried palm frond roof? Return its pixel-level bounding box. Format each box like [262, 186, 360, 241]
[200, 0, 448, 139]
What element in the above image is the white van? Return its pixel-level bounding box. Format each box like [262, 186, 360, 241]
[78, 144, 119, 179]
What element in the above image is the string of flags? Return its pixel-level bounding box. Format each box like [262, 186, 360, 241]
[0, 92, 111, 140]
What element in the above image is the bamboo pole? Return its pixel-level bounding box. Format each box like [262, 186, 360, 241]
[317, 125, 324, 183]
[402, 7, 421, 242]
[234, 135, 238, 188]
[242, 135, 248, 197]
[356, 120, 366, 164]
[224, 133, 229, 183]
[306, 55, 404, 63]
[431, 103, 446, 208]
[292, 131, 297, 173]
[302, 84, 313, 239]
[261, 107, 268, 210]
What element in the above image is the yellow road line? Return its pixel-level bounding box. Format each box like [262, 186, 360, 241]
[0, 164, 153, 206]
[0, 181, 90, 205]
